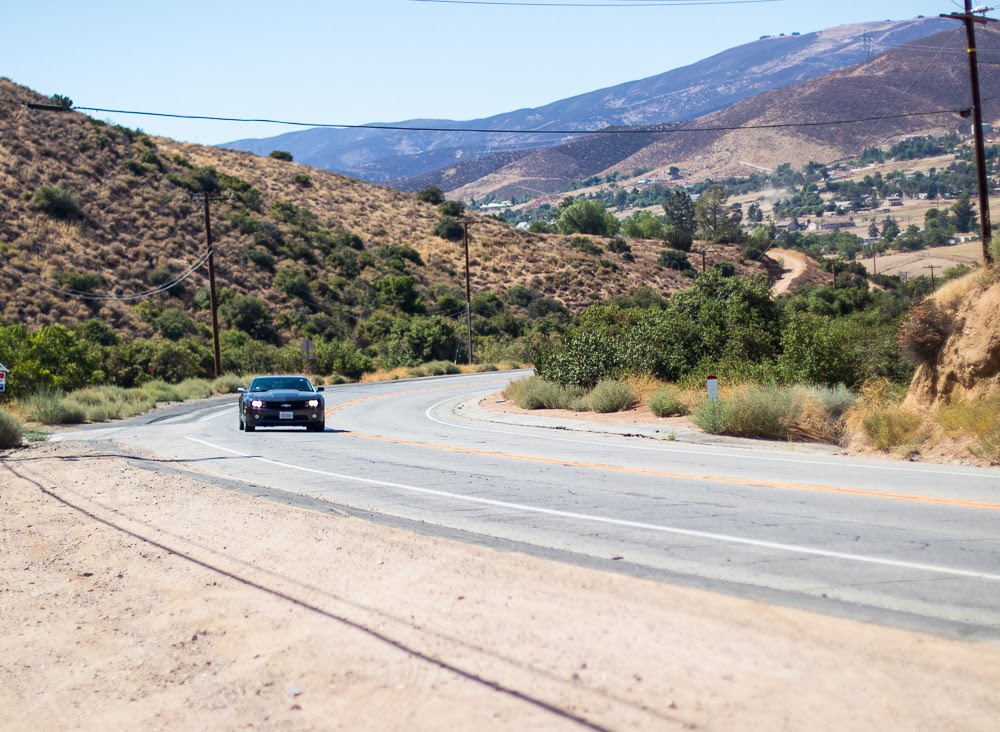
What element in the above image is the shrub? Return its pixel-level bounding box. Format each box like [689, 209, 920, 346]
[860, 407, 926, 451]
[897, 300, 952, 365]
[691, 399, 726, 434]
[434, 217, 465, 242]
[416, 185, 446, 205]
[0, 408, 23, 448]
[31, 185, 81, 219]
[210, 374, 246, 394]
[692, 385, 803, 439]
[423, 360, 461, 376]
[63, 386, 154, 422]
[245, 247, 275, 271]
[52, 270, 102, 294]
[293, 173, 311, 187]
[438, 200, 465, 216]
[648, 387, 690, 417]
[21, 390, 87, 425]
[658, 250, 692, 271]
[175, 379, 212, 400]
[503, 377, 586, 410]
[587, 380, 638, 413]
[140, 380, 182, 403]
[556, 199, 620, 236]
[269, 150, 293, 161]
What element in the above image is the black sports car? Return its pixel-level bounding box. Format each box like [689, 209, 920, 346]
[238, 375, 326, 432]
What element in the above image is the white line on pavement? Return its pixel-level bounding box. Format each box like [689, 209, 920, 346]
[185, 435, 1000, 583]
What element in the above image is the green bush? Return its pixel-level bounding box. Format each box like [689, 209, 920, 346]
[648, 387, 690, 417]
[0, 408, 23, 448]
[416, 185, 446, 205]
[269, 150, 293, 161]
[658, 250, 692, 270]
[692, 386, 803, 439]
[587, 380, 638, 413]
[423, 360, 461, 376]
[691, 399, 726, 434]
[503, 376, 586, 410]
[861, 407, 925, 451]
[175, 379, 212, 400]
[438, 200, 465, 216]
[210, 374, 246, 394]
[31, 185, 81, 219]
[139, 380, 182, 403]
[52, 270, 102, 294]
[21, 390, 87, 425]
[435, 217, 465, 242]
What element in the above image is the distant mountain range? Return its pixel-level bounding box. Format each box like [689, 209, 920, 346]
[413, 25, 1000, 203]
[223, 17, 951, 186]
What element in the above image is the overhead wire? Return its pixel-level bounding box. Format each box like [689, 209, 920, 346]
[25, 102, 971, 136]
[1, 247, 214, 302]
[408, 0, 779, 5]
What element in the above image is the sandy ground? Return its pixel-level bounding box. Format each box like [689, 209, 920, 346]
[2, 441, 1000, 731]
[768, 248, 810, 296]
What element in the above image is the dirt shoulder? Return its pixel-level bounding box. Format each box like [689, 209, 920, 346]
[2, 441, 998, 731]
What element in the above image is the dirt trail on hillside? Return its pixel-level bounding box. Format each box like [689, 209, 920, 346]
[768, 248, 810, 295]
[2, 442, 999, 731]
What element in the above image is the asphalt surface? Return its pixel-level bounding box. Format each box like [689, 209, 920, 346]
[54, 370, 1000, 640]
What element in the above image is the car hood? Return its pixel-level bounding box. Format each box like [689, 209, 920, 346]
[248, 390, 321, 400]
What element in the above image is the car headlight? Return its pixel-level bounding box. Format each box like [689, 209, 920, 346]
[250, 399, 264, 408]
[307, 399, 320, 408]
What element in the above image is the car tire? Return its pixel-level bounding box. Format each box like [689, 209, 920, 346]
[245, 419, 255, 432]
[238, 415, 244, 431]
[307, 423, 324, 432]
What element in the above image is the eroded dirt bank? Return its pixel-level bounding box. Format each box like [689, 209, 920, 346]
[2, 442, 998, 731]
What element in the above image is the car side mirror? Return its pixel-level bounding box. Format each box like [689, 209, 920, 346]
[317, 387, 325, 392]
[237, 387, 247, 393]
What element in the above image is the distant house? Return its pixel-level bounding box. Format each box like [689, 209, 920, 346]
[806, 219, 854, 232]
[886, 196, 904, 207]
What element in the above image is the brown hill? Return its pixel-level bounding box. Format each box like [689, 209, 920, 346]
[415, 27, 1000, 202]
[0, 79, 766, 346]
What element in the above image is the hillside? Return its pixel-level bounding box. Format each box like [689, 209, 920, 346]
[413, 26, 1000, 203]
[0, 79, 768, 355]
[223, 18, 949, 185]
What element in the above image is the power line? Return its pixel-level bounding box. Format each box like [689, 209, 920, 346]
[10, 100, 970, 136]
[1, 248, 213, 302]
[408, 0, 779, 5]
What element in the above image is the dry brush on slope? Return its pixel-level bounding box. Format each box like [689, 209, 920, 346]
[0, 79, 764, 346]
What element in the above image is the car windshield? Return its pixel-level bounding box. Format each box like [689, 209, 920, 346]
[250, 377, 314, 393]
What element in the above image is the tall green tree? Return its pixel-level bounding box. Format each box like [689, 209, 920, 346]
[555, 199, 620, 236]
[951, 192, 976, 233]
[694, 185, 743, 243]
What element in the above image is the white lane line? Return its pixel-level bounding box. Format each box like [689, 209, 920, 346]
[185, 436, 1000, 583]
[425, 394, 999, 480]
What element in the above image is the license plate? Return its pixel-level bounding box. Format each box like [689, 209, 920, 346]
[279, 411, 294, 420]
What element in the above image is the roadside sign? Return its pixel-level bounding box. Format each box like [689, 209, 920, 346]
[0, 363, 7, 393]
[301, 338, 316, 360]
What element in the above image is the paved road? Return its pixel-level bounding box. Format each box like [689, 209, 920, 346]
[58, 371, 1000, 639]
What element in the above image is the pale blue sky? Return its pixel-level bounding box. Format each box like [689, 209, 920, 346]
[5, 0, 960, 144]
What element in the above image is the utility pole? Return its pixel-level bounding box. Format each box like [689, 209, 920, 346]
[692, 246, 707, 273]
[942, 2, 995, 266]
[191, 192, 223, 378]
[460, 220, 475, 365]
[924, 264, 939, 287]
